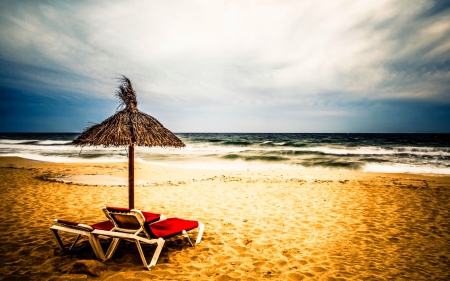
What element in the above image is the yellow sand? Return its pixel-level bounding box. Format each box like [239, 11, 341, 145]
[0, 156, 449, 280]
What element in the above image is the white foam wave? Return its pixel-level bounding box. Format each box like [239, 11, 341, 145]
[140, 159, 297, 171]
[138, 144, 247, 155]
[36, 140, 72, 145]
[3, 150, 449, 175]
[1, 137, 448, 175]
[179, 144, 450, 157]
[144, 160, 450, 174]
[2, 139, 448, 157]
[0, 143, 125, 152]
[1, 153, 127, 163]
[362, 163, 450, 175]
[307, 146, 450, 156]
[0, 139, 38, 144]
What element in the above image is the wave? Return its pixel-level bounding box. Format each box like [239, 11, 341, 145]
[258, 141, 287, 146]
[0, 139, 39, 144]
[141, 158, 450, 174]
[285, 142, 311, 147]
[362, 163, 450, 175]
[208, 139, 223, 143]
[5, 140, 73, 145]
[222, 140, 253, 146]
[1, 133, 449, 174]
[183, 144, 450, 158]
[222, 154, 289, 162]
[301, 146, 450, 156]
[36, 140, 73, 145]
[298, 159, 364, 170]
[358, 157, 391, 163]
[0, 152, 127, 163]
[0, 143, 124, 152]
[3, 151, 449, 174]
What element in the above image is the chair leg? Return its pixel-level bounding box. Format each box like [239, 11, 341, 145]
[135, 238, 165, 270]
[68, 234, 82, 251]
[195, 222, 205, 245]
[105, 238, 121, 260]
[50, 229, 85, 252]
[180, 221, 205, 247]
[150, 238, 165, 268]
[182, 230, 194, 247]
[50, 229, 65, 251]
[88, 234, 107, 261]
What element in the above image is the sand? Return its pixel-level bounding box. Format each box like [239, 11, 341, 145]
[0, 156, 449, 280]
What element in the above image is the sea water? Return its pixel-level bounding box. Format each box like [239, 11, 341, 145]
[0, 133, 449, 174]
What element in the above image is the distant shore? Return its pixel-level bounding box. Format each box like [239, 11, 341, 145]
[1, 156, 449, 280]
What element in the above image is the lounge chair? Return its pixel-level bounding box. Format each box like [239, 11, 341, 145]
[49, 219, 114, 260]
[99, 206, 205, 270]
[50, 208, 164, 262]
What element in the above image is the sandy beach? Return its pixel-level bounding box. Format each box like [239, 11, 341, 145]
[0, 156, 449, 280]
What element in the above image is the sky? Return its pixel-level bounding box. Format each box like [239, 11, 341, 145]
[0, 0, 449, 133]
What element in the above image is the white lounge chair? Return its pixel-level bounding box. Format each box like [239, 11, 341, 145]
[50, 207, 163, 262]
[49, 219, 114, 260]
[100, 206, 205, 270]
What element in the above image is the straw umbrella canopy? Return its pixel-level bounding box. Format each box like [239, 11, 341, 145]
[73, 76, 185, 208]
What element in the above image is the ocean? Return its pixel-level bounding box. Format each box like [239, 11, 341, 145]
[0, 133, 449, 174]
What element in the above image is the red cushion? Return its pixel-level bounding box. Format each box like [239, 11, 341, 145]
[106, 206, 131, 212]
[141, 211, 161, 224]
[91, 220, 114, 231]
[57, 219, 79, 226]
[149, 218, 199, 238]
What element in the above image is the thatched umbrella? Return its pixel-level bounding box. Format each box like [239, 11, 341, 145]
[73, 76, 185, 208]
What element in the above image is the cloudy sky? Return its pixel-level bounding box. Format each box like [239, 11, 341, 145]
[0, 0, 449, 133]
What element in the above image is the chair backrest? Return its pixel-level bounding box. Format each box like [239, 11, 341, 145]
[102, 206, 150, 237]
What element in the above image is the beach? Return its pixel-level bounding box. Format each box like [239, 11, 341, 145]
[1, 156, 449, 280]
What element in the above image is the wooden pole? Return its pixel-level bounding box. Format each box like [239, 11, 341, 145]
[128, 144, 134, 209]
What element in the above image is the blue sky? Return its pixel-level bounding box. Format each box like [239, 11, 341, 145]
[0, 0, 449, 133]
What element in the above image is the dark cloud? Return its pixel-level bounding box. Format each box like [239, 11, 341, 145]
[363, 99, 450, 133]
[0, 86, 116, 132]
[420, 0, 450, 18]
[363, 1, 450, 103]
[0, 0, 449, 132]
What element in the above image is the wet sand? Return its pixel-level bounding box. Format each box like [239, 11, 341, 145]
[0, 156, 449, 280]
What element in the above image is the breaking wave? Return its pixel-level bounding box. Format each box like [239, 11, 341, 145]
[0, 133, 449, 174]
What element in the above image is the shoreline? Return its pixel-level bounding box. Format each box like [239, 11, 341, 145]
[2, 156, 449, 179]
[1, 156, 449, 280]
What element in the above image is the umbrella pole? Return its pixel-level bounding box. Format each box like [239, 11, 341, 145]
[129, 144, 134, 209]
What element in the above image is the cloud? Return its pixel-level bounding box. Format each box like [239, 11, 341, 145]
[0, 0, 449, 132]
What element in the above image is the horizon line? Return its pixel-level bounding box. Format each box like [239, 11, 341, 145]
[1, 132, 449, 134]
